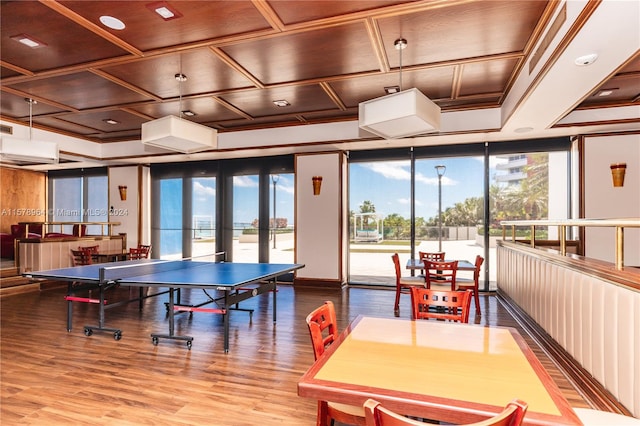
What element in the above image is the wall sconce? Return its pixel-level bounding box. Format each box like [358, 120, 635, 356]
[610, 163, 626, 187]
[118, 185, 127, 200]
[312, 176, 323, 196]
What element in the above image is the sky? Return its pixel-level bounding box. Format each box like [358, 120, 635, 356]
[178, 157, 506, 226]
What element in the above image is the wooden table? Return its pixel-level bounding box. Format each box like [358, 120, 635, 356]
[93, 250, 129, 263]
[298, 316, 581, 425]
[406, 258, 476, 271]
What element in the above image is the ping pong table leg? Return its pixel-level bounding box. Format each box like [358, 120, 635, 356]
[150, 287, 193, 349]
[272, 278, 277, 323]
[224, 291, 230, 353]
[67, 282, 73, 331]
[82, 284, 123, 340]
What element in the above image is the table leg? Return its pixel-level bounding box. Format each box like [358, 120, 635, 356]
[224, 291, 230, 353]
[150, 287, 193, 349]
[272, 278, 277, 323]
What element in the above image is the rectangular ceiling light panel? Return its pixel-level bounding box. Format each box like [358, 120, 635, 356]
[141, 115, 218, 154]
[0, 138, 59, 164]
[358, 88, 441, 139]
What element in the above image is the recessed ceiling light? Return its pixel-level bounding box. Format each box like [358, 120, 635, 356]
[514, 127, 534, 133]
[596, 88, 617, 97]
[273, 100, 290, 107]
[146, 2, 183, 20]
[103, 119, 119, 125]
[181, 110, 196, 117]
[10, 33, 46, 48]
[99, 16, 125, 30]
[574, 53, 598, 66]
[384, 86, 400, 94]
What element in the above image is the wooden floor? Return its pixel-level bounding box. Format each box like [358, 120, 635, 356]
[1, 282, 592, 425]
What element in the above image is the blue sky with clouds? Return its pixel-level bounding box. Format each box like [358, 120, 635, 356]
[188, 156, 505, 226]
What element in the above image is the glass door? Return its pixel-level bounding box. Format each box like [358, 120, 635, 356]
[191, 177, 216, 261]
[232, 174, 259, 262]
[269, 173, 294, 264]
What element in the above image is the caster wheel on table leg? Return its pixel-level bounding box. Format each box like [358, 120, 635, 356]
[84, 327, 93, 336]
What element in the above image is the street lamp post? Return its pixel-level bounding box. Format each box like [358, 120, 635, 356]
[271, 174, 279, 249]
[435, 165, 446, 252]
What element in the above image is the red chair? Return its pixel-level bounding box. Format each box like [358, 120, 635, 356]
[417, 251, 445, 276]
[455, 255, 484, 315]
[363, 398, 528, 426]
[129, 247, 145, 260]
[70, 248, 92, 266]
[392, 253, 426, 317]
[306, 301, 366, 426]
[423, 260, 458, 291]
[410, 288, 472, 323]
[137, 244, 151, 258]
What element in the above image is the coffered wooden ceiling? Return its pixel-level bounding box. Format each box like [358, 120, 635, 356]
[1, 0, 638, 156]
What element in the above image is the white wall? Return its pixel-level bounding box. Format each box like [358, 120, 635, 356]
[108, 166, 140, 249]
[583, 133, 640, 266]
[295, 152, 346, 285]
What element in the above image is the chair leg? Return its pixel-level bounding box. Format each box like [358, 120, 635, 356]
[317, 401, 330, 426]
[474, 290, 480, 315]
[394, 289, 401, 316]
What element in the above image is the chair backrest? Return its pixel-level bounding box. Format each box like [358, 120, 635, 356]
[472, 255, 484, 281]
[137, 244, 152, 258]
[391, 253, 402, 283]
[424, 260, 457, 290]
[129, 247, 145, 260]
[363, 398, 528, 426]
[418, 251, 445, 262]
[410, 288, 472, 323]
[71, 248, 92, 266]
[78, 245, 99, 254]
[306, 301, 339, 360]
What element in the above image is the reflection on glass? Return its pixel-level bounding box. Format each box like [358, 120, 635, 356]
[233, 175, 259, 262]
[159, 178, 182, 259]
[191, 177, 216, 261]
[270, 173, 294, 264]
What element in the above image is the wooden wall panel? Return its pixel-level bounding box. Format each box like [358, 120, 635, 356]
[0, 167, 46, 234]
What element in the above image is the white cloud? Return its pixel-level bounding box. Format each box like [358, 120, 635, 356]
[233, 175, 257, 187]
[193, 181, 215, 197]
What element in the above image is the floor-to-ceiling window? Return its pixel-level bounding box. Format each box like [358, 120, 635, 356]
[157, 178, 183, 259]
[348, 139, 571, 289]
[151, 157, 294, 263]
[233, 174, 259, 263]
[270, 173, 295, 264]
[48, 168, 108, 235]
[191, 177, 216, 261]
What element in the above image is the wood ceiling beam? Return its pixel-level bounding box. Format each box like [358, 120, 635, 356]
[39, 0, 144, 57]
[89, 69, 163, 102]
[0, 87, 79, 113]
[251, 0, 286, 32]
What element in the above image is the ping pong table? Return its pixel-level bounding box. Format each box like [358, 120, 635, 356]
[25, 259, 304, 352]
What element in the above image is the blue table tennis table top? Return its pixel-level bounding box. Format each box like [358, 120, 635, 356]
[26, 259, 304, 290]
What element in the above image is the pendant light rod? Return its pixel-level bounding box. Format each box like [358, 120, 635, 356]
[394, 38, 407, 92]
[26, 98, 37, 141]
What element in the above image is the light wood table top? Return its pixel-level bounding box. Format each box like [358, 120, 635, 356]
[298, 316, 581, 425]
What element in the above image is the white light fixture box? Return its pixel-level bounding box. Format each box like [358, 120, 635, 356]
[0, 137, 59, 164]
[141, 115, 217, 153]
[358, 88, 441, 139]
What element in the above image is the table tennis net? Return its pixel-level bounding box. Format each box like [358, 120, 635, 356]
[99, 259, 207, 282]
